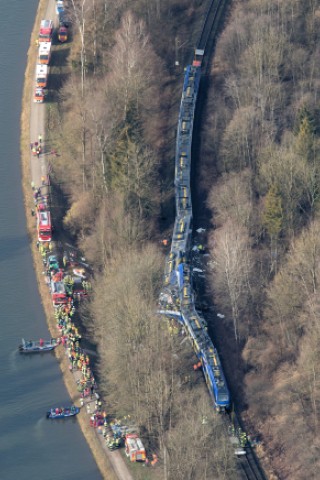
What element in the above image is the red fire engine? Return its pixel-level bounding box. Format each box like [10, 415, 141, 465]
[125, 434, 146, 462]
[39, 19, 53, 43]
[50, 280, 68, 307]
[37, 210, 52, 242]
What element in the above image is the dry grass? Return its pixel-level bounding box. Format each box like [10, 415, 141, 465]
[19, 2, 118, 478]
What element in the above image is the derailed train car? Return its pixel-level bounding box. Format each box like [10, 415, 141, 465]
[160, 49, 230, 411]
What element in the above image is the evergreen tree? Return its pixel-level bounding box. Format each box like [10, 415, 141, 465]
[263, 184, 283, 240]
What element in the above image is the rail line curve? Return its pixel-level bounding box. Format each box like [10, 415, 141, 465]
[159, 0, 229, 412]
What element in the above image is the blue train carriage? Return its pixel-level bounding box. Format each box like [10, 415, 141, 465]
[163, 249, 184, 289]
[181, 310, 211, 360]
[182, 62, 201, 100]
[172, 214, 192, 254]
[202, 346, 230, 411]
[182, 309, 204, 343]
[181, 308, 202, 345]
[190, 309, 208, 331]
[180, 283, 194, 308]
[175, 148, 190, 186]
[176, 184, 192, 214]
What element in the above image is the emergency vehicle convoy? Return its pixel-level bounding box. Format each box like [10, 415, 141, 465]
[159, 49, 231, 411]
[33, 2, 69, 103]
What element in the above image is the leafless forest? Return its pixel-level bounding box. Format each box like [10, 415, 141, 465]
[202, 0, 320, 478]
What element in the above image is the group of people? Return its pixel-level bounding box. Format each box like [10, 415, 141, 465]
[30, 173, 151, 464]
[228, 425, 249, 448]
[30, 135, 43, 158]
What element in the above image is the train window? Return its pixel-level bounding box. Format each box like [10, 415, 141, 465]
[181, 121, 190, 133]
[217, 393, 229, 403]
[183, 286, 191, 298]
[179, 221, 185, 232]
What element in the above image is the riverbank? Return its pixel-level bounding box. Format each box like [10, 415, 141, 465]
[20, 2, 118, 479]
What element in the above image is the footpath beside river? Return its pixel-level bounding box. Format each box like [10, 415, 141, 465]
[20, 0, 134, 479]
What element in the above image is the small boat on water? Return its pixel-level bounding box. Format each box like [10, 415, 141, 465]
[19, 338, 58, 353]
[46, 406, 80, 419]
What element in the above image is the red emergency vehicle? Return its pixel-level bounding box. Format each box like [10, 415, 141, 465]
[50, 280, 68, 306]
[34, 87, 45, 103]
[39, 20, 53, 43]
[37, 210, 52, 242]
[125, 434, 146, 462]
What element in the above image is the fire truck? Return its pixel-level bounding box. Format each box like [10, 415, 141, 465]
[38, 42, 51, 65]
[50, 280, 68, 306]
[34, 87, 45, 103]
[36, 64, 48, 88]
[37, 210, 52, 242]
[39, 19, 53, 43]
[125, 434, 146, 462]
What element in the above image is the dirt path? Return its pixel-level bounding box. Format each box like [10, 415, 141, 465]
[26, 2, 134, 479]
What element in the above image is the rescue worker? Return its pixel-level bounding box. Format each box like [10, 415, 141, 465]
[63, 254, 68, 268]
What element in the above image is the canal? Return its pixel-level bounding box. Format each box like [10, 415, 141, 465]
[0, 1, 102, 478]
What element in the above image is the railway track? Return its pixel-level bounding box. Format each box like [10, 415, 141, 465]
[239, 449, 266, 480]
[198, 0, 226, 51]
[192, 2, 268, 480]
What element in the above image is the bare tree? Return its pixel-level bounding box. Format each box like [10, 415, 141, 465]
[210, 221, 254, 341]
